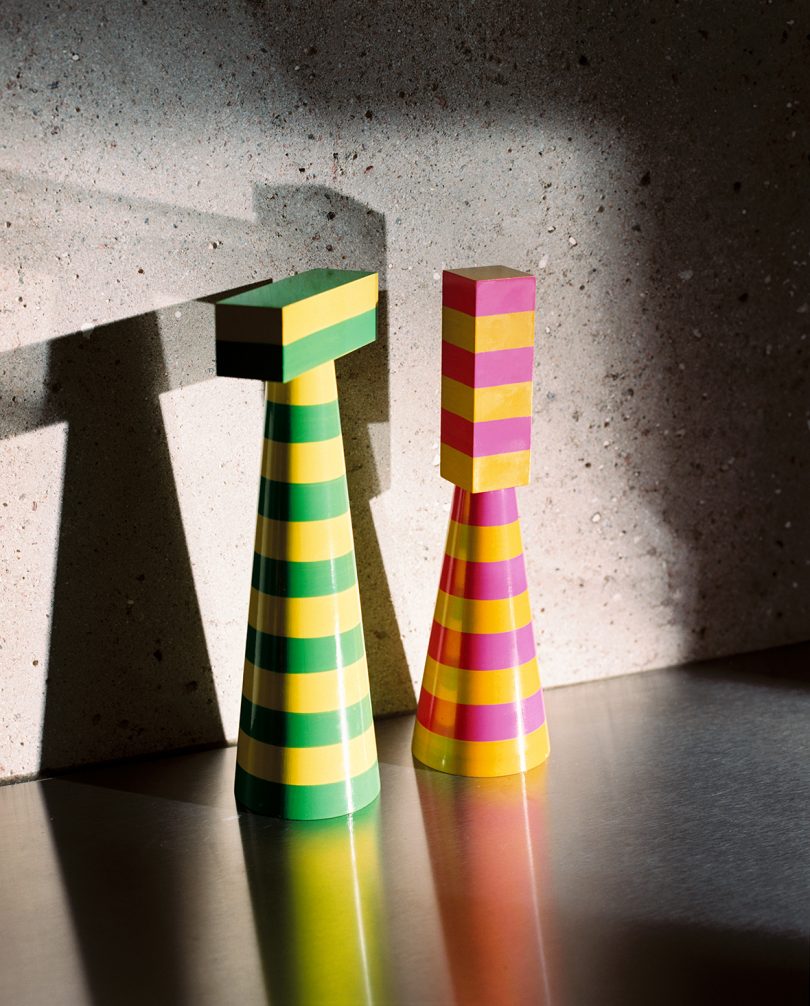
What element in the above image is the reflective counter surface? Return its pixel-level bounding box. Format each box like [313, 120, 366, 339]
[1, 645, 808, 1005]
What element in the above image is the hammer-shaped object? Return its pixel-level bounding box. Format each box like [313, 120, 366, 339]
[214, 269, 380, 819]
[412, 266, 550, 777]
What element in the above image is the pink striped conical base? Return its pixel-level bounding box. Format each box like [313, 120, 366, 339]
[412, 486, 550, 776]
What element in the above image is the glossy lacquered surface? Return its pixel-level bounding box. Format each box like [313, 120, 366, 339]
[415, 486, 548, 776]
[1, 646, 808, 1005]
[238, 362, 379, 818]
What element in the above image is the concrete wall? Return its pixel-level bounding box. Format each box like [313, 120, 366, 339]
[1, 1, 808, 779]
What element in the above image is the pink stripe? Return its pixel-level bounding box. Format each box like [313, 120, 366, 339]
[442, 410, 531, 458]
[417, 688, 546, 742]
[441, 408, 473, 456]
[473, 415, 531, 456]
[442, 272, 477, 316]
[428, 620, 536, 670]
[442, 342, 534, 389]
[474, 346, 534, 386]
[441, 342, 475, 385]
[439, 553, 528, 600]
[475, 276, 536, 316]
[450, 486, 519, 527]
[443, 272, 536, 317]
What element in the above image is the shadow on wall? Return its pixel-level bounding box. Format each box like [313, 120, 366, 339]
[1, 318, 225, 772]
[251, 185, 415, 715]
[246, 0, 810, 663]
[0, 184, 412, 773]
[2, 0, 808, 776]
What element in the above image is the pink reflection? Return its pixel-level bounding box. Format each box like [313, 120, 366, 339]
[416, 766, 563, 1006]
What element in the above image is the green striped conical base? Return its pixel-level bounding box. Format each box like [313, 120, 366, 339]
[235, 361, 380, 819]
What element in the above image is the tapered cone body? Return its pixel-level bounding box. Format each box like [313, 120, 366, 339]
[235, 361, 380, 818]
[413, 486, 550, 776]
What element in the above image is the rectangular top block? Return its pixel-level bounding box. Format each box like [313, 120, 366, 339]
[443, 266, 536, 317]
[214, 269, 378, 383]
[440, 265, 536, 492]
[216, 269, 377, 345]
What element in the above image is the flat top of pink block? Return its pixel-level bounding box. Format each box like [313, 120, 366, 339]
[446, 265, 532, 281]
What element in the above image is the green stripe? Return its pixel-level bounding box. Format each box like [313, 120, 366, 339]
[264, 400, 342, 444]
[252, 551, 357, 598]
[239, 693, 373, 748]
[246, 622, 365, 674]
[235, 761, 380, 819]
[281, 308, 376, 381]
[258, 476, 349, 522]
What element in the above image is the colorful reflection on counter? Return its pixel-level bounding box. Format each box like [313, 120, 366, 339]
[416, 765, 561, 1006]
[239, 800, 389, 1005]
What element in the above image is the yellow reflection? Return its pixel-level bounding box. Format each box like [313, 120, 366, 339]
[416, 766, 561, 1006]
[240, 801, 389, 1005]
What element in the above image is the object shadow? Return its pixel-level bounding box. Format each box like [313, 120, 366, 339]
[678, 640, 810, 692]
[251, 183, 415, 714]
[559, 915, 810, 1006]
[0, 315, 225, 773]
[38, 778, 195, 1006]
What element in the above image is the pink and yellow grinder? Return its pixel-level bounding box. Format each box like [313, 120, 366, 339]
[412, 486, 549, 776]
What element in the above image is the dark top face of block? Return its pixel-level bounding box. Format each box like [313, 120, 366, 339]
[448, 266, 532, 282]
[214, 268, 374, 310]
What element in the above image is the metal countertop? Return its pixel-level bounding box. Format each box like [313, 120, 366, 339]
[1, 645, 808, 1005]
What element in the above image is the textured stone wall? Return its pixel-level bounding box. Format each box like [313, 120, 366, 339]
[1, 0, 808, 778]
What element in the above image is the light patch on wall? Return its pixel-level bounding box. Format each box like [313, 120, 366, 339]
[0, 262, 64, 355]
[0, 421, 67, 780]
[0, 167, 263, 350]
[157, 376, 261, 740]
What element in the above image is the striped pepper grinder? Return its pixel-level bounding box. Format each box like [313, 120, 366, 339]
[214, 269, 381, 818]
[412, 266, 550, 776]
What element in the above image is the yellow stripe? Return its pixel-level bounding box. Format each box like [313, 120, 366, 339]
[433, 589, 532, 634]
[254, 511, 353, 562]
[439, 443, 473, 490]
[262, 436, 346, 483]
[421, 656, 541, 706]
[412, 721, 549, 777]
[282, 274, 378, 345]
[470, 450, 531, 492]
[237, 723, 378, 785]
[442, 307, 535, 353]
[242, 656, 371, 713]
[249, 585, 360, 638]
[265, 361, 338, 405]
[444, 515, 523, 563]
[441, 377, 533, 423]
[440, 444, 530, 493]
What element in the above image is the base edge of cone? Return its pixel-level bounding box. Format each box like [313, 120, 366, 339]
[235, 761, 381, 820]
[412, 721, 550, 778]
